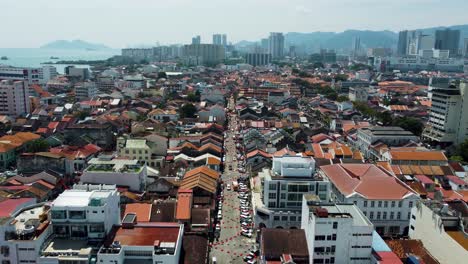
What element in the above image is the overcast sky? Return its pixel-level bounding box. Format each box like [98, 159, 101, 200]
[1, 0, 467, 48]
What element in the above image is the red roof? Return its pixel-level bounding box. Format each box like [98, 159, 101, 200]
[321, 164, 416, 200]
[176, 190, 192, 220]
[446, 175, 466, 186]
[415, 175, 434, 185]
[374, 251, 403, 264]
[0, 198, 35, 217]
[124, 203, 152, 222]
[106, 223, 181, 247]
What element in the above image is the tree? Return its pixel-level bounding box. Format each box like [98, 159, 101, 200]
[157, 72, 167, 79]
[337, 95, 349, 102]
[74, 110, 91, 120]
[187, 92, 198, 102]
[312, 62, 324, 69]
[179, 103, 197, 118]
[292, 68, 300, 74]
[26, 139, 49, 153]
[453, 139, 468, 162]
[392, 117, 424, 136]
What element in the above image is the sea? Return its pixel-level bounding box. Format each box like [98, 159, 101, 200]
[0, 48, 120, 74]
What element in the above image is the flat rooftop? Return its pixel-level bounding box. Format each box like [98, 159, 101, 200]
[321, 204, 372, 226]
[43, 238, 92, 256]
[53, 189, 112, 207]
[87, 158, 142, 173]
[104, 223, 181, 247]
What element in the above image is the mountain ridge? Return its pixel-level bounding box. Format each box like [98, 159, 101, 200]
[40, 40, 110, 50]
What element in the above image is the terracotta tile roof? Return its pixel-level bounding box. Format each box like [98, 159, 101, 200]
[124, 203, 152, 222]
[390, 150, 447, 161]
[389, 105, 409, 111]
[206, 157, 221, 165]
[180, 173, 217, 194]
[386, 239, 439, 264]
[415, 175, 434, 185]
[0, 132, 41, 153]
[273, 147, 297, 157]
[184, 166, 220, 180]
[446, 175, 466, 186]
[321, 164, 416, 200]
[35, 180, 55, 190]
[311, 144, 324, 159]
[246, 149, 272, 159]
[176, 190, 192, 220]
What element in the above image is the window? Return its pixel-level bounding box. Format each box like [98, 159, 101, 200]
[409, 201, 414, 208]
[273, 216, 280, 221]
[288, 185, 298, 192]
[330, 257, 335, 264]
[363, 211, 367, 216]
[51, 210, 66, 219]
[332, 222, 338, 229]
[384, 201, 388, 208]
[383, 212, 387, 220]
[314, 247, 325, 253]
[280, 193, 286, 199]
[268, 193, 276, 199]
[377, 212, 381, 220]
[315, 235, 326, 241]
[398, 201, 402, 207]
[410, 225, 415, 230]
[378, 201, 382, 207]
[391, 201, 395, 207]
[390, 212, 394, 220]
[89, 224, 105, 233]
[281, 184, 286, 190]
[412, 214, 416, 220]
[371, 201, 375, 207]
[397, 212, 401, 220]
[363, 201, 368, 207]
[298, 185, 309, 192]
[331, 246, 335, 253]
[313, 260, 324, 264]
[68, 210, 86, 220]
[268, 202, 276, 208]
[332, 234, 336, 241]
[281, 216, 288, 221]
[369, 212, 374, 219]
[269, 183, 276, 190]
[327, 235, 332, 240]
[290, 216, 296, 221]
[407, 212, 411, 220]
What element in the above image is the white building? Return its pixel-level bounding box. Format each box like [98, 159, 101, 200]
[0, 80, 30, 116]
[97, 218, 183, 264]
[348, 86, 368, 102]
[117, 135, 168, 168]
[409, 200, 468, 264]
[39, 184, 120, 264]
[75, 81, 98, 100]
[320, 163, 419, 236]
[356, 127, 418, 159]
[423, 82, 468, 145]
[0, 198, 52, 264]
[80, 156, 147, 192]
[255, 155, 330, 228]
[0, 65, 58, 85]
[301, 195, 374, 264]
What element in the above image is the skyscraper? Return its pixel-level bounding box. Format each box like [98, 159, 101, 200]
[213, 34, 227, 46]
[0, 80, 30, 116]
[397, 30, 409, 56]
[352, 36, 361, 56]
[192, 35, 201, 45]
[268, 32, 284, 59]
[435, 29, 461, 57]
[464, 38, 468, 58]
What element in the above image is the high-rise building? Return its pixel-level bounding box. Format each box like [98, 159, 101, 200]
[301, 195, 374, 264]
[261, 38, 269, 52]
[245, 53, 272, 66]
[463, 38, 468, 58]
[417, 34, 435, 51]
[191, 35, 201, 45]
[435, 29, 461, 57]
[182, 44, 225, 65]
[352, 36, 361, 55]
[222, 34, 227, 46]
[213, 34, 222, 45]
[0, 80, 30, 116]
[397, 30, 409, 56]
[0, 66, 58, 85]
[268, 32, 284, 59]
[423, 82, 468, 145]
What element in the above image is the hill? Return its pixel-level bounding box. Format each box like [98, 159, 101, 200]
[40, 40, 110, 50]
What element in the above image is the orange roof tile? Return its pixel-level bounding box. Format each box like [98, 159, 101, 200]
[321, 164, 416, 200]
[176, 190, 192, 220]
[390, 150, 447, 161]
[124, 203, 152, 222]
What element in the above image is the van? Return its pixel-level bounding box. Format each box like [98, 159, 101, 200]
[212, 256, 217, 264]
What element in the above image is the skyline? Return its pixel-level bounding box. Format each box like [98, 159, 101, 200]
[1, 0, 467, 48]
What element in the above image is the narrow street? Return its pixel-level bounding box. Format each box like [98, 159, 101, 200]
[209, 96, 257, 263]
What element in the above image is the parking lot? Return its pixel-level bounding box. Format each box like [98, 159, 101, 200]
[209, 97, 258, 264]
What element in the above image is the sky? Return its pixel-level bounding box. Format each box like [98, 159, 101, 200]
[0, 0, 467, 48]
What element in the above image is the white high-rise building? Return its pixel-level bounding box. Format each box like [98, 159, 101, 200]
[255, 154, 330, 229]
[213, 34, 227, 46]
[0, 80, 30, 116]
[268, 32, 284, 59]
[301, 195, 374, 264]
[0, 66, 58, 85]
[463, 38, 468, 58]
[423, 82, 468, 144]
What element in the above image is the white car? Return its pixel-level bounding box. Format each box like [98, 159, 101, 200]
[226, 184, 231, 191]
[215, 223, 221, 231]
[217, 211, 222, 219]
[241, 231, 253, 238]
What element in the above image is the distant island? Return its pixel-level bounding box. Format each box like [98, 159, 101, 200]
[40, 39, 110, 50]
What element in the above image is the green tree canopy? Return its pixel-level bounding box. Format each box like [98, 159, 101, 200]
[26, 139, 49, 153]
[391, 117, 424, 136]
[179, 103, 197, 118]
